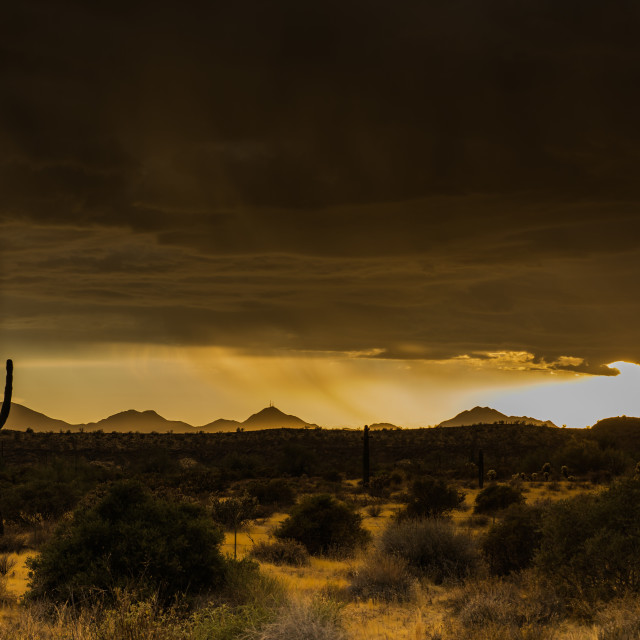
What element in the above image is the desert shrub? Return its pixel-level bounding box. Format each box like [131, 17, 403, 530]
[26, 480, 227, 606]
[552, 440, 631, 477]
[191, 602, 275, 640]
[593, 597, 640, 640]
[91, 590, 188, 640]
[274, 494, 370, 556]
[348, 552, 417, 602]
[474, 484, 524, 515]
[0, 530, 27, 554]
[447, 576, 563, 633]
[253, 596, 346, 640]
[247, 479, 295, 506]
[278, 444, 316, 477]
[380, 518, 479, 584]
[536, 479, 640, 602]
[366, 503, 382, 517]
[250, 539, 310, 566]
[399, 476, 465, 519]
[481, 504, 543, 576]
[462, 514, 490, 529]
[369, 475, 390, 498]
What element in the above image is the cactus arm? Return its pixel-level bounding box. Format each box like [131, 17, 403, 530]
[0, 359, 13, 429]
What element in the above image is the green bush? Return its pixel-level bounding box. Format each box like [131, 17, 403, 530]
[481, 504, 543, 575]
[380, 518, 479, 584]
[474, 484, 524, 515]
[274, 494, 370, 556]
[536, 478, 640, 601]
[26, 480, 227, 605]
[400, 476, 465, 519]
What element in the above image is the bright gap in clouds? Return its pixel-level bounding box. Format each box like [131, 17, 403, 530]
[487, 362, 640, 428]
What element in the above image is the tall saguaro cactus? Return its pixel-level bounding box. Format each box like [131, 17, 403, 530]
[478, 448, 484, 489]
[0, 359, 12, 430]
[363, 424, 370, 488]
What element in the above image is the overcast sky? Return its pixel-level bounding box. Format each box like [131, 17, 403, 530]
[2, 1, 640, 426]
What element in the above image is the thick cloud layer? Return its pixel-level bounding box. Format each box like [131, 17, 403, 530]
[2, 1, 640, 373]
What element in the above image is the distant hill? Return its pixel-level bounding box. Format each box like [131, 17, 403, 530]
[589, 416, 640, 455]
[4, 403, 78, 432]
[85, 409, 194, 434]
[438, 406, 557, 428]
[369, 422, 401, 430]
[199, 418, 242, 432]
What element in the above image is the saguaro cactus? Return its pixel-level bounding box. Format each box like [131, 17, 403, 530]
[363, 424, 370, 488]
[0, 359, 12, 429]
[478, 448, 484, 489]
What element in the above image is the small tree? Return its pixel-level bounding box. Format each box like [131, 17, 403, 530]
[211, 494, 258, 559]
[274, 494, 370, 556]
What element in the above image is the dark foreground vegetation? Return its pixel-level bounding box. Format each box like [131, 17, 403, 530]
[1, 417, 640, 638]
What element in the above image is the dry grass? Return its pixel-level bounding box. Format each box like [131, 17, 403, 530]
[0, 481, 618, 640]
[251, 596, 347, 640]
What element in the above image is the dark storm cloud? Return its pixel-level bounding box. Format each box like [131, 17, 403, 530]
[2, 1, 640, 372]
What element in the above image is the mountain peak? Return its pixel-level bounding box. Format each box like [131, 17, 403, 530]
[243, 405, 309, 429]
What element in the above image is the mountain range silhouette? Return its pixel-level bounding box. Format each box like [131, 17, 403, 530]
[4, 403, 316, 433]
[4, 403, 557, 433]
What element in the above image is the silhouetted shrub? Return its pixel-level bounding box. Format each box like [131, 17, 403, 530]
[380, 518, 479, 584]
[274, 494, 370, 556]
[481, 504, 543, 575]
[250, 539, 310, 566]
[536, 478, 640, 601]
[399, 476, 465, 519]
[27, 480, 227, 605]
[474, 484, 524, 515]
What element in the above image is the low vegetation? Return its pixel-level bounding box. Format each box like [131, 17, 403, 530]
[2, 421, 640, 638]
